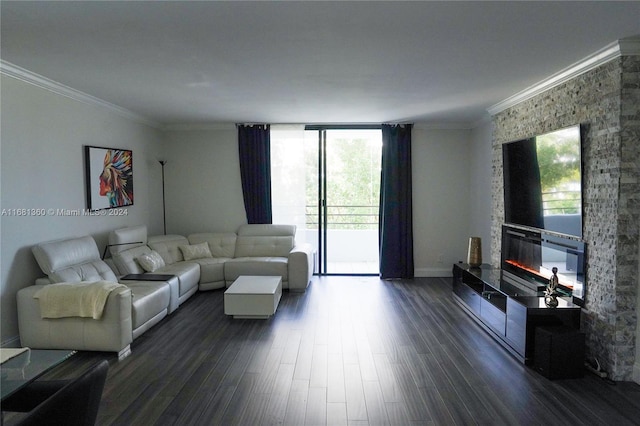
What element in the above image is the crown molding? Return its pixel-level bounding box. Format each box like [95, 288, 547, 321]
[163, 122, 237, 131]
[413, 121, 474, 130]
[0, 60, 161, 129]
[488, 38, 640, 116]
[167, 122, 479, 131]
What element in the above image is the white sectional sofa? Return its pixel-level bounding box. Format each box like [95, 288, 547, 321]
[108, 224, 314, 292]
[16, 224, 314, 359]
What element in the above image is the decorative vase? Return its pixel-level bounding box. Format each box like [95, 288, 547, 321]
[467, 237, 482, 268]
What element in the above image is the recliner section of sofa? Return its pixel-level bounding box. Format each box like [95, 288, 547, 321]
[223, 224, 293, 287]
[18, 235, 172, 360]
[147, 234, 201, 302]
[109, 227, 200, 310]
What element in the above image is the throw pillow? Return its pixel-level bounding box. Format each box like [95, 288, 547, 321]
[136, 250, 165, 272]
[180, 242, 213, 261]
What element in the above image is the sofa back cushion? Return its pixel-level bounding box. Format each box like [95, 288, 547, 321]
[111, 245, 151, 275]
[234, 224, 295, 258]
[32, 236, 118, 283]
[237, 224, 296, 238]
[108, 225, 148, 255]
[148, 235, 189, 265]
[188, 233, 237, 258]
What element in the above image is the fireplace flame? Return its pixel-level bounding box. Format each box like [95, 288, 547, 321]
[505, 259, 574, 290]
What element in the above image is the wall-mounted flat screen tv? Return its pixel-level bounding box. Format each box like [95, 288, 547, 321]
[502, 125, 583, 238]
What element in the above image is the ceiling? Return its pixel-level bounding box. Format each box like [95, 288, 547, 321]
[2, 1, 639, 127]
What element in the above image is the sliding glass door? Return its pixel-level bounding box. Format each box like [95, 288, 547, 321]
[325, 128, 381, 274]
[272, 125, 381, 275]
[308, 127, 381, 275]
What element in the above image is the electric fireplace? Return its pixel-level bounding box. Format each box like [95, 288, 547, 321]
[501, 225, 586, 305]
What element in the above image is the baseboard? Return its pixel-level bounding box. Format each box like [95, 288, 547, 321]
[415, 267, 452, 277]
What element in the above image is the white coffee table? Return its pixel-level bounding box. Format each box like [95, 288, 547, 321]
[224, 275, 282, 319]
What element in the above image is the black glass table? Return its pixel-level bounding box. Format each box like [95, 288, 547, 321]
[1, 349, 76, 402]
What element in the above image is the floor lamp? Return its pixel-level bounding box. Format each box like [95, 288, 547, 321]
[159, 160, 167, 235]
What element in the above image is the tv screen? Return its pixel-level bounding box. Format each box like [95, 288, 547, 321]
[503, 125, 582, 238]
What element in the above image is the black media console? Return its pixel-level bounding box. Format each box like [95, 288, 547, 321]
[452, 263, 581, 365]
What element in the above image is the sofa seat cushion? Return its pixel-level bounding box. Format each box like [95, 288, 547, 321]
[155, 261, 200, 297]
[126, 281, 170, 329]
[192, 257, 229, 284]
[224, 257, 288, 284]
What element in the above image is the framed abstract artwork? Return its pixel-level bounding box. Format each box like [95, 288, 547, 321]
[85, 146, 134, 210]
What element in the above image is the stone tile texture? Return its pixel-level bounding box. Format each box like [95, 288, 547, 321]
[492, 56, 640, 380]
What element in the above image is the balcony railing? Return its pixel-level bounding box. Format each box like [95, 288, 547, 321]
[542, 190, 581, 215]
[305, 205, 378, 229]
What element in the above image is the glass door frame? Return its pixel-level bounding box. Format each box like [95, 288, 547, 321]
[305, 124, 381, 276]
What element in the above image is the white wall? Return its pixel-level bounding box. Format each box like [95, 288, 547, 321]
[412, 126, 472, 276]
[162, 126, 247, 236]
[469, 118, 494, 263]
[0, 75, 164, 344]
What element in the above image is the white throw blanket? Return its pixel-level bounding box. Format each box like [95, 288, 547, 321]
[34, 281, 126, 320]
[0, 347, 30, 364]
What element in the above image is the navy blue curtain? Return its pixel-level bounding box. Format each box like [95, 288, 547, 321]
[379, 124, 414, 279]
[238, 124, 272, 224]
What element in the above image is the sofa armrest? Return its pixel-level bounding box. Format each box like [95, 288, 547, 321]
[288, 243, 314, 292]
[17, 285, 133, 357]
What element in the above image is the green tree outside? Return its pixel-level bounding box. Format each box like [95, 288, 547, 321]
[537, 131, 581, 215]
[305, 131, 382, 230]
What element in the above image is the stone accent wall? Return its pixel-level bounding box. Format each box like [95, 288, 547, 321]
[491, 56, 640, 380]
[616, 56, 640, 378]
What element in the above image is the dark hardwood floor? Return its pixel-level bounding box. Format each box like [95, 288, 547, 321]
[6, 276, 640, 425]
